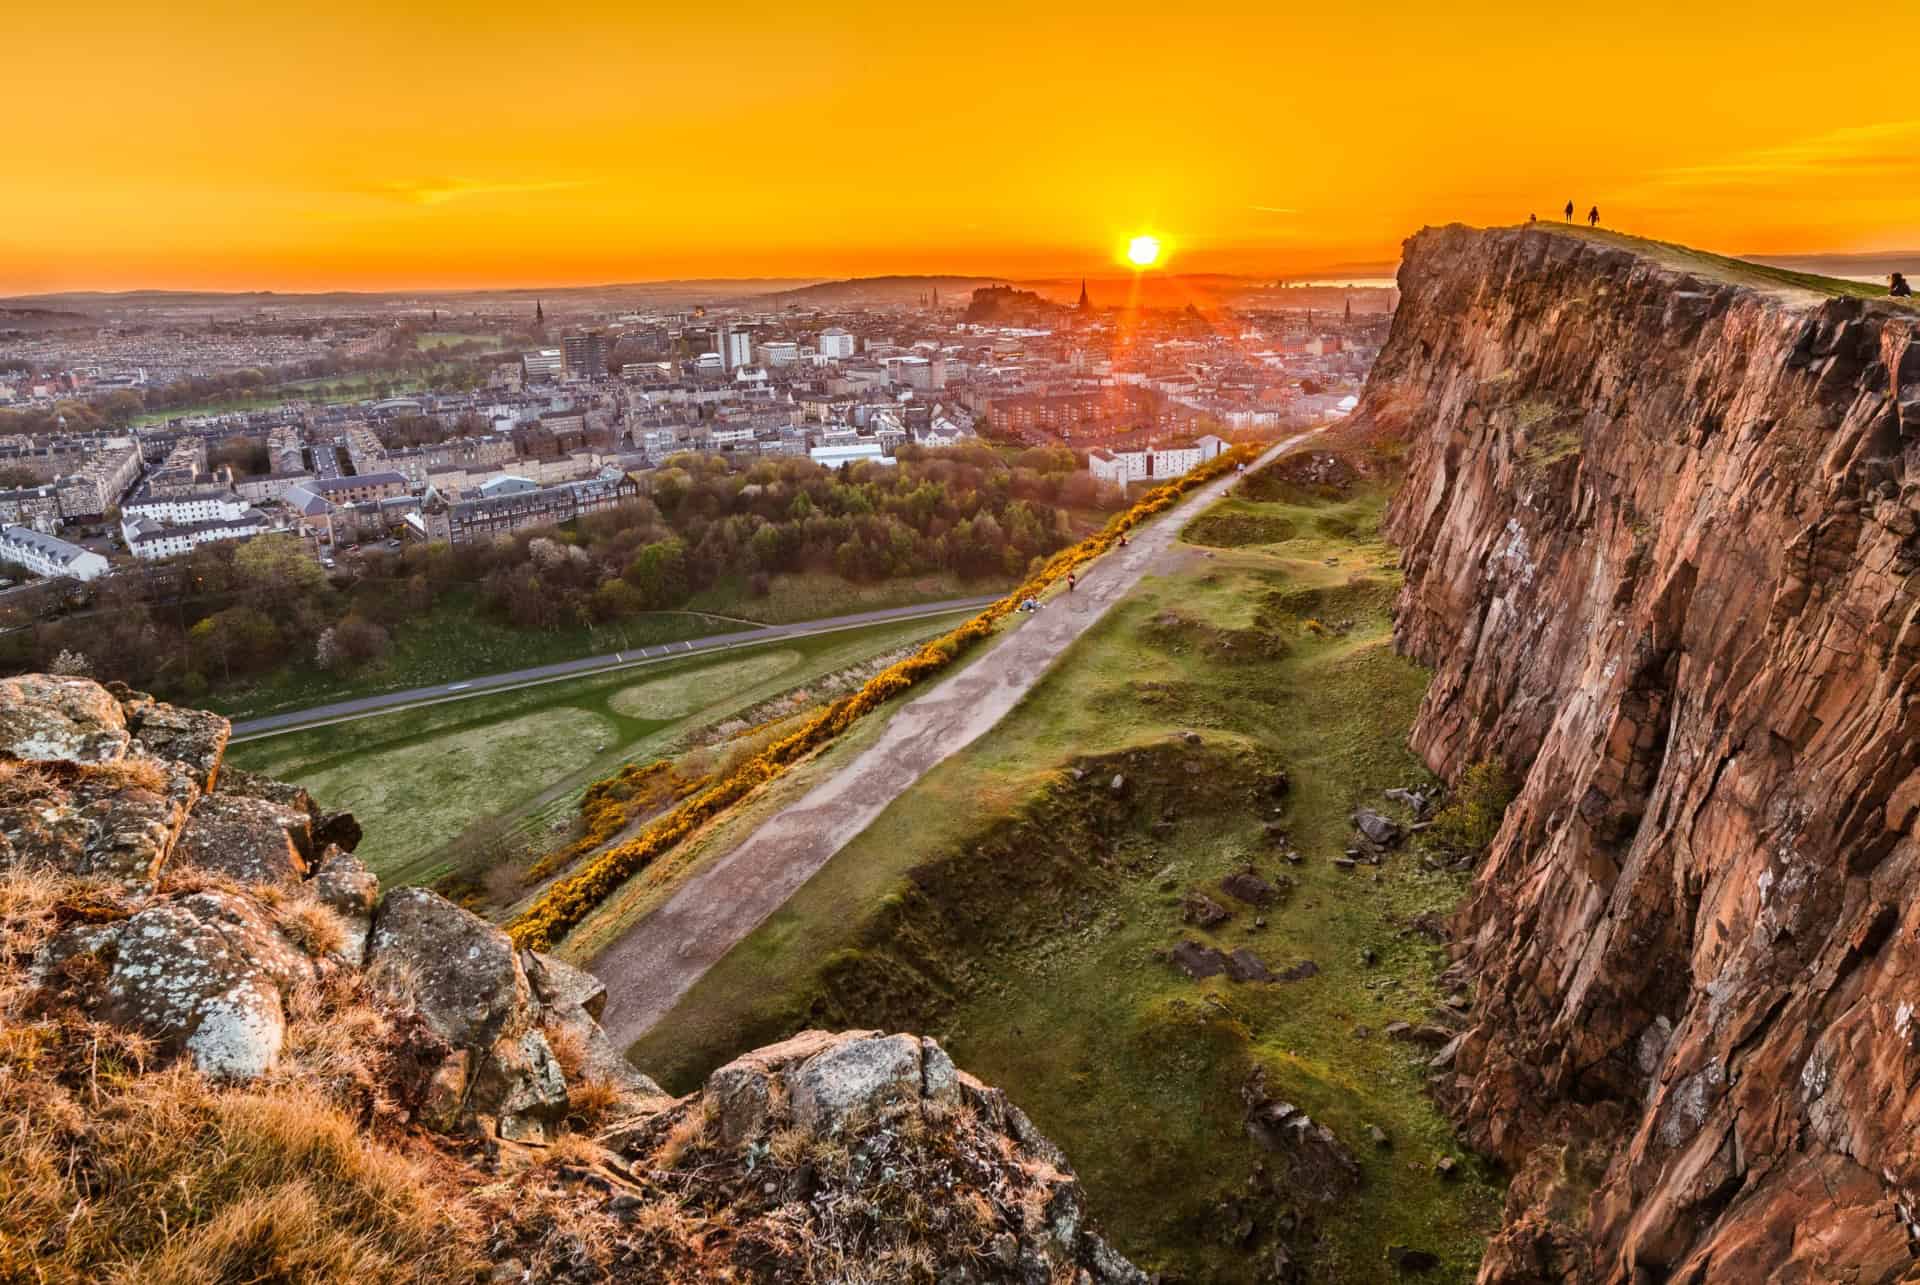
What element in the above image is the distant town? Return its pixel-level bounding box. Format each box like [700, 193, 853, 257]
[0, 277, 1391, 664]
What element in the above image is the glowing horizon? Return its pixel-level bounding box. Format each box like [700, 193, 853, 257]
[9, 0, 1920, 295]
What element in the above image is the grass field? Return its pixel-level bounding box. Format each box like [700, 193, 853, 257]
[415, 332, 497, 351]
[229, 615, 956, 887]
[205, 573, 1013, 722]
[626, 467, 1503, 1281]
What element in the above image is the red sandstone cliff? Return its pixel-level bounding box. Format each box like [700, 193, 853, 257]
[1370, 225, 1920, 1283]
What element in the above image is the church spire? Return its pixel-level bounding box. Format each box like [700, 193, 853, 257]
[1076, 278, 1091, 313]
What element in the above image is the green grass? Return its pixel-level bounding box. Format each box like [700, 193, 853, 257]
[627, 476, 1503, 1282]
[229, 615, 953, 887]
[1523, 223, 1917, 305]
[205, 572, 1015, 722]
[684, 570, 1010, 625]
[415, 332, 496, 351]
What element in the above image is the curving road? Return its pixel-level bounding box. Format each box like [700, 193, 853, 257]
[228, 597, 997, 741]
[592, 429, 1324, 1050]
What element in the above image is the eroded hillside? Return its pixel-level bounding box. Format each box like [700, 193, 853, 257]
[1366, 224, 1920, 1281]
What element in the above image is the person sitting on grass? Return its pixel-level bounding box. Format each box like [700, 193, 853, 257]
[1892, 272, 1913, 298]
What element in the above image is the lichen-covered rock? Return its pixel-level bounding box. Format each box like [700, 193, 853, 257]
[1368, 223, 1920, 1281]
[42, 888, 321, 1079]
[471, 1028, 570, 1142]
[311, 848, 379, 962]
[789, 1030, 958, 1134]
[368, 886, 531, 1050]
[0, 760, 200, 886]
[126, 700, 229, 790]
[174, 793, 312, 886]
[0, 674, 131, 763]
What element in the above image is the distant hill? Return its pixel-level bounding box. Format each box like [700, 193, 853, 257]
[0, 279, 823, 315]
[1744, 250, 1920, 282]
[757, 275, 999, 309]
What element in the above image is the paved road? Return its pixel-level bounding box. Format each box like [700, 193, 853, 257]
[592, 429, 1324, 1050]
[228, 597, 997, 741]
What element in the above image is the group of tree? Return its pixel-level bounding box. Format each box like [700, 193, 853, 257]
[0, 447, 1125, 702]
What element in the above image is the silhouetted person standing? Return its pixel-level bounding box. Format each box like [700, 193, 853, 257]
[1588, 206, 1600, 227]
[1564, 200, 1574, 223]
[1892, 273, 1913, 298]
[1529, 212, 1537, 223]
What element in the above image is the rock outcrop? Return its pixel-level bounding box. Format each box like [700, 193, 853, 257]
[1368, 225, 1920, 1281]
[3, 675, 1148, 1283]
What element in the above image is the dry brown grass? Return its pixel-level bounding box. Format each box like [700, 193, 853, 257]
[272, 896, 348, 958]
[0, 756, 169, 810]
[569, 1076, 625, 1131]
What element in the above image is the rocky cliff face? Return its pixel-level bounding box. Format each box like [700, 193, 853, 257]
[1, 674, 1145, 1284]
[1368, 225, 1920, 1282]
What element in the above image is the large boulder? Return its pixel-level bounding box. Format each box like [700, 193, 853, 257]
[0, 758, 200, 886]
[0, 674, 131, 763]
[39, 889, 321, 1079]
[174, 793, 312, 886]
[368, 887, 531, 1049]
[127, 699, 230, 791]
[789, 1031, 958, 1134]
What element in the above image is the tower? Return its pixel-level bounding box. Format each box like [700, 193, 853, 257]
[1076, 279, 1091, 313]
[535, 300, 544, 325]
[1344, 295, 1352, 326]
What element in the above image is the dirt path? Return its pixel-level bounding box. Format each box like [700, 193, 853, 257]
[591, 430, 1324, 1049]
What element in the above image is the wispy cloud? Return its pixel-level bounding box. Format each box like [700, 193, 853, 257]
[374, 177, 591, 206]
[1650, 122, 1920, 191]
[1248, 204, 1299, 215]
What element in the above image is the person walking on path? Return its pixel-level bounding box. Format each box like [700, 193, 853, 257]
[1588, 205, 1601, 227]
[1892, 272, 1913, 298]
[1564, 200, 1574, 223]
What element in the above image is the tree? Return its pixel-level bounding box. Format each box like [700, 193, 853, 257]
[623, 538, 689, 609]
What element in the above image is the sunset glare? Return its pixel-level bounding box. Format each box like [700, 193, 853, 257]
[1126, 236, 1163, 268]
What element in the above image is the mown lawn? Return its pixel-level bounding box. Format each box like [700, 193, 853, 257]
[627, 473, 1504, 1282]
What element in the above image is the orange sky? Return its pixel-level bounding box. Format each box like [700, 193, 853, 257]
[8, 0, 1920, 293]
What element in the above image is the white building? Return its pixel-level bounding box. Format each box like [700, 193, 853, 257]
[817, 327, 855, 360]
[1087, 435, 1229, 486]
[122, 510, 272, 561]
[521, 349, 565, 382]
[0, 524, 109, 582]
[755, 340, 800, 367]
[123, 487, 251, 526]
[809, 440, 894, 469]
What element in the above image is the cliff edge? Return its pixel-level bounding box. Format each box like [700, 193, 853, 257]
[1370, 224, 1920, 1282]
[0, 673, 1145, 1284]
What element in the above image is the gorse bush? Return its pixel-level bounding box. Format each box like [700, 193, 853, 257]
[1426, 758, 1515, 860]
[508, 448, 1256, 951]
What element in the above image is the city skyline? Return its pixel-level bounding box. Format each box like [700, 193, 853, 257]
[10, 0, 1920, 293]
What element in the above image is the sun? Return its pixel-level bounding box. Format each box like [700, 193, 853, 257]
[1125, 234, 1161, 268]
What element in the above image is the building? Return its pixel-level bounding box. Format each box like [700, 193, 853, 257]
[55, 441, 141, 521]
[122, 510, 271, 561]
[123, 486, 251, 527]
[0, 524, 109, 582]
[0, 483, 62, 532]
[427, 474, 641, 545]
[521, 348, 565, 383]
[234, 470, 315, 504]
[309, 472, 411, 505]
[809, 440, 895, 469]
[718, 324, 753, 371]
[818, 327, 855, 360]
[563, 332, 608, 380]
[755, 340, 799, 368]
[1086, 435, 1228, 486]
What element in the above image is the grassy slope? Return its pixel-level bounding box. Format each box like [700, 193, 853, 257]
[206, 570, 1012, 721]
[229, 616, 952, 886]
[1522, 223, 1918, 306]
[627, 477, 1502, 1282]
